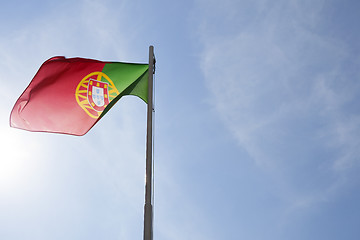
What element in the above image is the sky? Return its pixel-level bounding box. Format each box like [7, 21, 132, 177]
[1, 0, 360, 239]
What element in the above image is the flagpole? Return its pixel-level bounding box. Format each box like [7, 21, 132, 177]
[144, 45, 155, 240]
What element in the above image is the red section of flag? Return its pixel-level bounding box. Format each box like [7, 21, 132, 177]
[10, 57, 106, 136]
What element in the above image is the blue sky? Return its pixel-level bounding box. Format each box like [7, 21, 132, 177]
[1, 0, 360, 239]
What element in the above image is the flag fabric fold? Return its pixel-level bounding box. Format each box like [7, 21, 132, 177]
[10, 56, 149, 136]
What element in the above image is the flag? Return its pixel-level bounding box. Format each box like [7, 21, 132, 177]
[10, 56, 149, 136]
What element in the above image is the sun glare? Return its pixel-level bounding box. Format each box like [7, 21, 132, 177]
[0, 126, 44, 192]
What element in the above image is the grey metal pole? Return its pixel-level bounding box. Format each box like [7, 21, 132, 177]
[144, 45, 155, 240]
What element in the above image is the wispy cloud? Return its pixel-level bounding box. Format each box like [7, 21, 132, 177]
[197, 0, 360, 212]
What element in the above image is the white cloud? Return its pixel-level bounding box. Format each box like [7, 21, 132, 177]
[197, 0, 360, 212]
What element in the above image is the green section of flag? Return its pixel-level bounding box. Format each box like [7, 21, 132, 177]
[99, 62, 149, 118]
[102, 62, 149, 102]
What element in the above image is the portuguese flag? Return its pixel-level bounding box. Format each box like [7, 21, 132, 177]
[10, 56, 149, 136]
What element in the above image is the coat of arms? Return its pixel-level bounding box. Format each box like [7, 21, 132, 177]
[75, 72, 120, 119]
[87, 78, 109, 112]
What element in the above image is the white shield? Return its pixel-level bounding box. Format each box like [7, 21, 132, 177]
[92, 86, 105, 107]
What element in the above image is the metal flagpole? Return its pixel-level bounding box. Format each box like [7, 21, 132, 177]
[144, 45, 155, 240]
